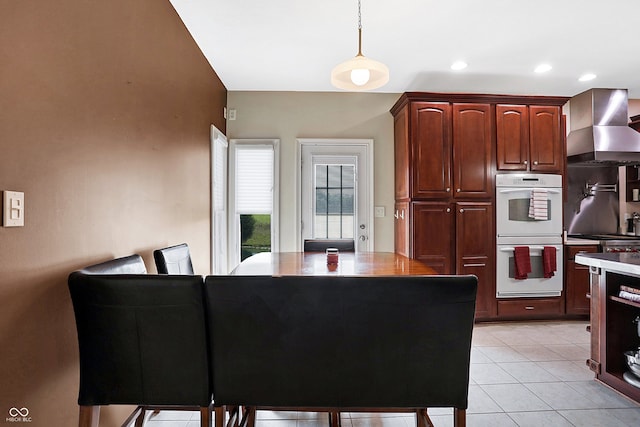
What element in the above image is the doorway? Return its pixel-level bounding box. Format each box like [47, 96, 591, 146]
[298, 139, 373, 252]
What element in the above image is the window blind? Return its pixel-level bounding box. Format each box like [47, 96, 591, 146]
[236, 145, 273, 214]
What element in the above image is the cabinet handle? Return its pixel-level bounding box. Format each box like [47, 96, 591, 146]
[394, 210, 399, 219]
[400, 210, 405, 219]
[446, 187, 450, 192]
[524, 160, 528, 165]
[459, 209, 464, 213]
[525, 306, 535, 310]
[534, 161, 538, 165]
[446, 208, 451, 213]
[456, 188, 461, 192]
[586, 293, 591, 299]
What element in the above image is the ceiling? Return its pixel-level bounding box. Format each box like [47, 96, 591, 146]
[170, 0, 640, 98]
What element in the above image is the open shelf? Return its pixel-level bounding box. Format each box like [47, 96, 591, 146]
[610, 295, 640, 309]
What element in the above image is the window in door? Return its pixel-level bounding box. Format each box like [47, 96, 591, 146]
[313, 164, 355, 239]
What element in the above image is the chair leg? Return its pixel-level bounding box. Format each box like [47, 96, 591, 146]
[134, 407, 146, 427]
[200, 404, 213, 427]
[453, 408, 466, 427]
[78, 405, 99, 427]
[416, 409, 434, 427]
[328, 411, 341, 427]
[215, 406, 226, 427]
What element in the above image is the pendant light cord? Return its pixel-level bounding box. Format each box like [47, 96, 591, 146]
[357, 0, 363, 56]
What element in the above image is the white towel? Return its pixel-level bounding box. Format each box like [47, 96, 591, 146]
[528, 189, 548, 220]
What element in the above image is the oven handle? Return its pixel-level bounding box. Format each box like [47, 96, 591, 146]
[498, 188, 561, 194]
[499, 246, 560, 252]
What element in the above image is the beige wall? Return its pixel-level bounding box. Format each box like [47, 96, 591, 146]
[226, 92, 401, 252]
[0, 1, 226, 426]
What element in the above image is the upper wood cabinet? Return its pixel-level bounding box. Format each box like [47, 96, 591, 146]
[410, 102, 452, 199]
[394, 101, 492, 200]
[496, 104, 563, 173]
[452, 103, 493, 198]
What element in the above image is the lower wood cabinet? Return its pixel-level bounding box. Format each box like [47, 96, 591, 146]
[565, 245, 599, 316]
[409, 201, 495, 319]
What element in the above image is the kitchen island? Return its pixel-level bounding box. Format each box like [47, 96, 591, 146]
[575, 252, 640, 403]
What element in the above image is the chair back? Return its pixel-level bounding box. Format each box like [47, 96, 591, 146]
[154, 243, 194, 274]
[205, 274, 477, 409]
[68, 259, 210, 407]
[303, 239, 355, 252]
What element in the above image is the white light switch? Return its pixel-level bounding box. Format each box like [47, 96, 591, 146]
[375, 206, 385, 218]
[3, 191, 25, 227]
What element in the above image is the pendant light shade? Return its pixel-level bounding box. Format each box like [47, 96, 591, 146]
[331, 0, 389, 91]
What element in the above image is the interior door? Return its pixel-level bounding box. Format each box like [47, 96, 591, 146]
[299, 140, 373, 252]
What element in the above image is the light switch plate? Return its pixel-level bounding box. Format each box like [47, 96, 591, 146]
[375, 206, 385, 218]
[3, 191, 25, 227]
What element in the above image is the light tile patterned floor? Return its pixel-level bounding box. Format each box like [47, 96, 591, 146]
[143, 321, 640, 427]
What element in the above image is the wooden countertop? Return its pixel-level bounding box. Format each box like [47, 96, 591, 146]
[231, 252, 437, 276]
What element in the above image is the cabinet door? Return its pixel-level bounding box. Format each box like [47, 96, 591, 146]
[411, 102, 452, 199]
[456, 202, 495, 319]
[565, 245, 598, 315]
[529, 105, 562, 173]
[394, 201, 410, 258]
[496, 104, 529, 171]
[412, 201, 454, 274]
[394, 105, 410, 200]
[452, 103, 493, 198]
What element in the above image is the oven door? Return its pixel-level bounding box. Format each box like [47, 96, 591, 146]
[496, 244, 563, 298]
[496, 187, 562, 237]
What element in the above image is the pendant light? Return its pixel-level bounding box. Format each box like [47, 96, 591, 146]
[331, 0, 389, 91]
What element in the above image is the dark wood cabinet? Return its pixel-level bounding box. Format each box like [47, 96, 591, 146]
[411, 201, 454, 274]
[529, 105, 563, 173]
[496, 104, 529, 171]
[452, 104, 493, 198]
[496, 104, 563, 174]
[394, 201, 410, 258]
[410, 102, 452, 199]
[565, 245, 598, 316]
[391, 92, 569, 321]
[456, 202, 495, 319]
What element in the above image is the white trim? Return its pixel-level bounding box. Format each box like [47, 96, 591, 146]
[228, 139, 280, 271]
[211, 125, 228, 274]
[296, 138, 374, 252]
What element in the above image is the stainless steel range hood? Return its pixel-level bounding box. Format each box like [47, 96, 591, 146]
[567, 88, 640, 165]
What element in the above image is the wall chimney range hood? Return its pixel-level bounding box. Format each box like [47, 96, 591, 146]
[567, 88, 640, 165]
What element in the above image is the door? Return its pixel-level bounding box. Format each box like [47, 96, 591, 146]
[299, 139, 373, 252]
[529, 105, 562, 172]
[211, 126, 228, 274]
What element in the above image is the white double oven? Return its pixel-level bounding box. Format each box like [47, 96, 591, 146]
[496, 174, 563, 298]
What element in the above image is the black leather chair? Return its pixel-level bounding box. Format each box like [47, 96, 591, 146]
[68, 255, 213, 427]
[205, 274, 477, 427]
[303, 239, 355, 252]
[154, 243, 195, 274]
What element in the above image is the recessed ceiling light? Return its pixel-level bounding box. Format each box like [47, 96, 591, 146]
[451, 61, 467, 71]
[534, 64, 552, 73]
[579, 73, 597, 82]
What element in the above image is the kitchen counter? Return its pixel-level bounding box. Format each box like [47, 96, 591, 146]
[565, 236, 600, 246]
[574, 251, 640, 404]
[575, 252, 640, 276]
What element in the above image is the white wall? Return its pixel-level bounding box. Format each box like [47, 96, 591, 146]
[226, 91, 401, 252]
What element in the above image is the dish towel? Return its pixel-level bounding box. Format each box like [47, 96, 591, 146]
[514, 246, 531, 280]
[528, 189, 549, 220]
[543, 246, 557, 278]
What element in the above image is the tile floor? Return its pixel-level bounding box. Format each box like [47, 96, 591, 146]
[143, 321, 640, 427]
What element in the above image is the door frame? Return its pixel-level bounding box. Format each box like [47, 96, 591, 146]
[296, 138, 374, 252]
[211, 125, 228, 274]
